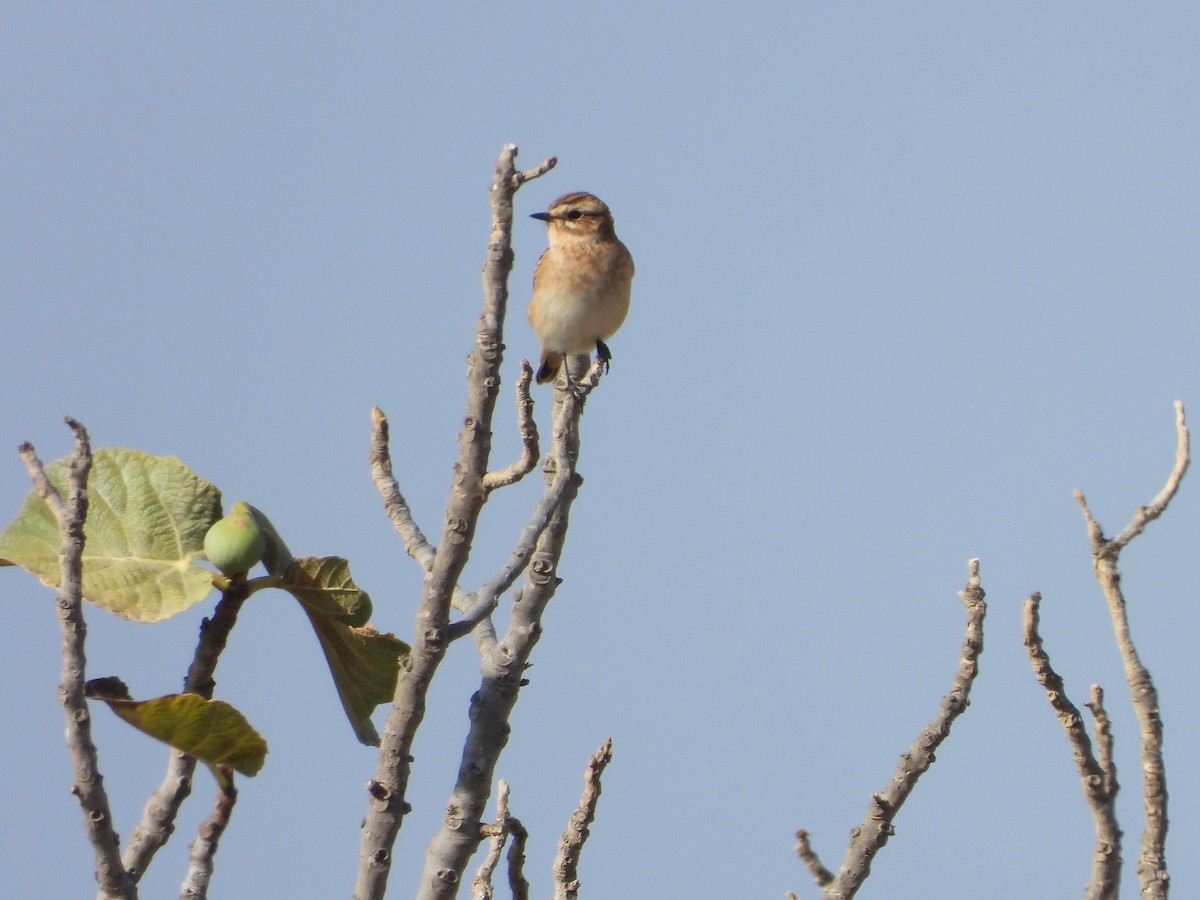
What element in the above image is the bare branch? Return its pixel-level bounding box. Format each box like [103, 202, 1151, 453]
[18, 441, 65, 517]
[1023, 593, 1121, 899]
[471, 780, 512, 900]
[1086, 686, 1117, 801]
[793, 830, 834, 888]
[413, 369, 592, 898]
[123, 582, 252, 880]
[506, 815, 530, 900]
[448, 460, 573, 641]
[1110, 400, 1189, 551]
[819, 559, 986, 900]
[355, 143, 555, 900]
[20, 422, 137, 900]
[512, 154, 557, 188]
[179, 776, 238, 900]
[551, 738, 614, 900]
[481, 361, 540, 494]
[370, 406, 436, 569]
[1071, 402, 1188, 900]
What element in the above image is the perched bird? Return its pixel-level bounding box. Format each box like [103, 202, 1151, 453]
[527, 192, 635, 385]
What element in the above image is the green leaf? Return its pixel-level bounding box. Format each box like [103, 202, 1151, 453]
[299, 611, 408, 746]
[267, 555, 401, 744]
[0, 449, 222, 622]
[88, 683, 267, 776]
[279, 556, 373, 626]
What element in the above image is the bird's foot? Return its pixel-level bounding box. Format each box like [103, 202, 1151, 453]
[594, 339, 612, 374]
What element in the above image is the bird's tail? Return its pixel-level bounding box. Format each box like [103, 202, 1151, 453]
[535, 351, 564, 385]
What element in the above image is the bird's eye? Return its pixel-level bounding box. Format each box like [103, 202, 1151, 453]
[566, 209, 583, 220]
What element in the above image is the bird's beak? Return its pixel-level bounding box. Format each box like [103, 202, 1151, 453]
[530, 211, 551, 222]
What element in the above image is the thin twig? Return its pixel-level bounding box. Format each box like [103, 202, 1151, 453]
[369, 407, 477, 615]
[1109, 401, 1190, 551]
[793, 829, 834, 888]
[20, 422, 137, 900]
[122, 581, 251, 880]
[1087, 686, 1117, 802]
[1071, 401, 1188, 900]
[819, 559, 986, 900]
[355, 144, 556, 900]
[551, 738, 614, 900]
[506, 815, 530, 900]
[448, 460, 573, 641]
[370, 406, 436, 570]
[1023, 593, 1121, 900]
[471, 780, 512, 900]
[481, 361, 540, 494]
[512, 156, 557, 188]
[179, 776, 238, 900]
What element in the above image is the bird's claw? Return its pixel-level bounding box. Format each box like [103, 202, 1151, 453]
[595, 339, 612, 375]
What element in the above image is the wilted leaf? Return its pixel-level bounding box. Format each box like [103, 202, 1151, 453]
[0, 449, 222, 621]
[300, 610, 408, 746]
[280, 556, 372, 626]
[88, 684, 267, 776]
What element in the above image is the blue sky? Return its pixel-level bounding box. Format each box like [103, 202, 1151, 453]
[2, 5, 1198, 898]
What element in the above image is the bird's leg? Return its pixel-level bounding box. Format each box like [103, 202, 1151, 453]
[594, 339, 612, 374]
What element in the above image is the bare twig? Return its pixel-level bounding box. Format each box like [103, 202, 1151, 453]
[506, 815, 530, 900]
[20, 421, 137, 900]
[471, 780, 512, 900]
[815, 559, 986, 900]
[551, 738, 614, 900]
[448, 458, 574, 642]
[354, 144, 556, 900]
[482, 361, 540, 494]
[122, 580, 252, 880]
[513, 156, 557, 188]
[1087, 686, 1117, 801]
[179, 775, 238, 900]
[1023, 593, 1121, 899]
[793, 829, 834, 888]
[1072, 401, 1188, 900]
[370, 406, 436, 570]
[369, 407, 478, 618]
[1109, 401, 1190, 551]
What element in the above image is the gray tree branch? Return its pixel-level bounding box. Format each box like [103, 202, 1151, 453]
[178, 774, 238, 900]
[1023, 593, 1121, 899]
[354, 144, 556, 900]
[802, 559, 986, 900]
[792, 829, 834, 891]
[481, 361, 540, 494]
[414, 352, 598, 899]
[20, 420, 137, 900]
[1071, 400, 1188, 900]
[470, 779, 512, 900]
[370, 405, 437, 571]
[551, 737, 614, 900]
[121, 578, 253, 881]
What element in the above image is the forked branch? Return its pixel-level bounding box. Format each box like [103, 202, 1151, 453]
[354, 144, 557, 900]
[1070, 401, 1188, 900]
[798, 560, 986, 900]
[1023, 593, 1121, 899]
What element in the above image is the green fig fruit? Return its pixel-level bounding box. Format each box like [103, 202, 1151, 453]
[203, 501, 265, 576]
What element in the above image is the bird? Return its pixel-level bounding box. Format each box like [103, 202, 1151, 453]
[526, 191, 635, 385]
